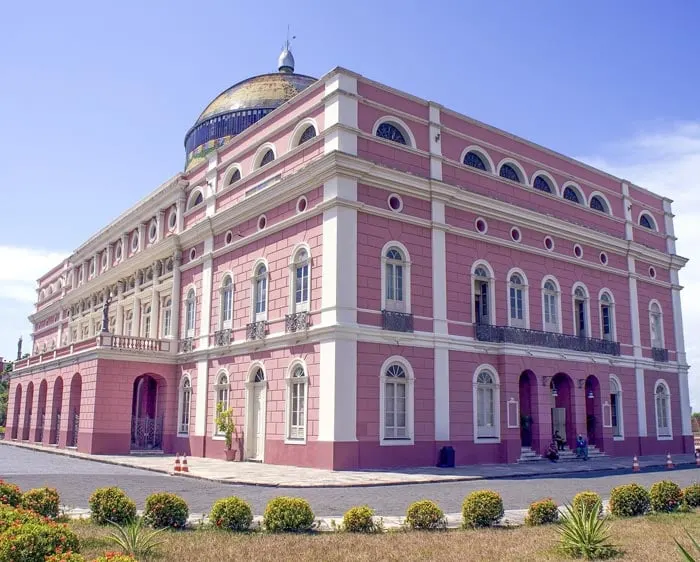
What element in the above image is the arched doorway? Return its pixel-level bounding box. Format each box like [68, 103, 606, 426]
[245, 365, 267, 461]
[67, 374, 82, 447]
[35, 380, 48, 442]
[131, 374, 165, 451]
[50, 377, 63, 445]
[585, 375, 601, 446]
[22, 382, 34, 440]
[519, 370, 537, 448]
[11, 385, 22, 439]
[551, 373, 574, 448]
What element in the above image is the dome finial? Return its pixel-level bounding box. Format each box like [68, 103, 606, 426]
[278, 25, 296, 73]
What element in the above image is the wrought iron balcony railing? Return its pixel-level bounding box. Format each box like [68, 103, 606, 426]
[474, 323, 621, 356]
[652, 347, 669, 362]
[246, 321, 268, 341]
[179, 337, 194, 352]
[382, 310, 414, 333]
[214, 328, 232, 346]
[285, 312, 309, 333]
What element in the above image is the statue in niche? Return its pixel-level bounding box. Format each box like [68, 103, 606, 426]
[102, 292, 113, 333]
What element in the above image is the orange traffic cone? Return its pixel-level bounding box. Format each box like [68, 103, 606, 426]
[666, 452, 674, 470]
[181, 455, 189, 473]
[174, 453, 182, 473]
[696, 451, 700, 467]
[632, 456, 640, 472]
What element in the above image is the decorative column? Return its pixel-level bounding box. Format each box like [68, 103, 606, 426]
[133, 297, 141, 338]
[157, 211, 165, 242]
[137, 223, 145, 253]
[199, 237, 214, 349]
[169, 252, 182, 349]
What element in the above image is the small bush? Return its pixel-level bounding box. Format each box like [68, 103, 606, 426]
[45, 553, 86, 562]
[342, 505, 378, 533]
[91, 553, 138, 562]
[0, 480, 22, 507]
[89, 487, 136, 525]
[22, 487, 61, 519]
[462, 490, 504, 529]
[0, 521, 80, 562]
[405, 500, 446, 531]
[263, 497, 315, 533]
[650, 480, 684, 513]
[525, 498, 559, 526]
[210, 497, 253, 532]
[572, 491, 603, 516]
[609, 483, 650, 517]
[0, 504, 48, 532]
[684, 483, 700, 508]
[144, 492, 188, 529]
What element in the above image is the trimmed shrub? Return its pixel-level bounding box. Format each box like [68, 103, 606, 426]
[144, 492, 188, 529]
[263, 497, 315, 533]
[525, 498, 559, 526]
[210, 497, 253, 532]
[405, 500, 446, 531]
[0, 504, 48, 532]
[609, 483, 650, 517]
[342, 505, 378, 533]
[45, 553, 86, 562]
[0, 521, 80, 562]
[462, 490, 504, 529]
[684, 483, 700, 508]
[572, 491, 603, 516]
[22, 487, 61, 519]
[650, 480, 683, 513]
[88, 487, 136, 525]
[0, 480, 22, 507]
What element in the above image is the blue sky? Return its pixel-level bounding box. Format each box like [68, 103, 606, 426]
[1, 1, 699, 403]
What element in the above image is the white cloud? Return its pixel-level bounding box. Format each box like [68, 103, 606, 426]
[577, 121, 700, 410]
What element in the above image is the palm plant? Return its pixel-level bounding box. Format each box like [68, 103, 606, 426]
[557, 500, 618, 560]
[675, 529, 700, 561]
[107, 517, 166, 560]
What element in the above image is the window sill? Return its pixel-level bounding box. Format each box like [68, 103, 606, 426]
[380, 438, 414, 447]
[212, 435, 225, 441]
[656, 435, 673, 441]
[613, 436, 624, 441]
[177, 432, 189, 438]
[284, 438, 307, 445]
[475, 436, 501, 444]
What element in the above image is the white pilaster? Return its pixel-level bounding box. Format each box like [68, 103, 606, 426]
[105, 245, 112, 272]
[434, 345, 450, 440]
[324, 72, 358, 156]
[662, 199, 677, 254]
[205, 154, 218, 217]
[622, 182, 633, 241]
[428, 103, 442, 181]
[150, 286, 160, 339]
[115, 302, 123, 335]
[133, 297, 141, 337]
[137, 223, 145, 253]
[194, 359, 209, 436]
[635, 368, 647, 437]
[170, 252, 182, 349]
[318, 337, 357, 442]
[670, 269, 687, 365]
[431, 197, 449, 440]
[199, 237, 214, 348]
[156, 211, 165, 243]
[627, 257, 642, 358]
[176, 192, 186, 234]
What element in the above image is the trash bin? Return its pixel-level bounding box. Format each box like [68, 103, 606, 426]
[437, 446, 455, 468]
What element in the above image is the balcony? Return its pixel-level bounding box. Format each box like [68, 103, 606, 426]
[214, 329, 232, 346]
[179, 337, 194, 352]
[474, 324, 621, 356]
[285, 312, 309, 333]
[246, 321, 268, 341]
[108, 335, 171, 352]
[382, 310, 414, 333]
[652, 347, 669, 362]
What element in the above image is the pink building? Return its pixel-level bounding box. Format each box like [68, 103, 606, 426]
[4, 48, 692, 469]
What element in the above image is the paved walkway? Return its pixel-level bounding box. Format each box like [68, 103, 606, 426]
[2, 440, 695, 487]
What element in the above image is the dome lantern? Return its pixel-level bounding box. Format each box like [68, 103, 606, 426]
[278, 45, 295, 73]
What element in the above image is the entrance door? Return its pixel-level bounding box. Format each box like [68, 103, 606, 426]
[552, 408, 566, 445]
[249, 384, 266, 461]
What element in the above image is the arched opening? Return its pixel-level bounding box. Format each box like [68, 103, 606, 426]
[22, 382, 34, 440]
[35, 380, 48, 442]
[245, 366, 267, 461]
[519, 370, 538, 448]
[585, 375, 601, 446]
[551, 373, 574, 448]
[11, 384, 22, 439]
[131, 374, 165, 451]
[67, 374, 82, 447]
[50, 377, 63, 445]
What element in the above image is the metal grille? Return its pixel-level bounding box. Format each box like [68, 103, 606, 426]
[382, 310, 414, 333]
[246, 321, 268, 341]
[51, 412, 61, 445]
[130, 415, 164, 450]
[464, 152, 486, 170]
[68, 412, 79, 447]
[214, 329, 232, 346]
[285, 312, 309, 333]
[652, 347, 669, 362]
[180, 337, 194, 352]
[376, 122, 407, 145]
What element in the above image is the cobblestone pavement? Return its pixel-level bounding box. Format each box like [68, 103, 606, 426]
[2, 444, 699, 516]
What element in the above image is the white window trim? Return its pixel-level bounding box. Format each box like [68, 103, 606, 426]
[529, 169, 560, 196]
[654, 379, 673, 440]
[496, 157, 527, 185]
[186, 188, 205, 211]
[161, 297, 172, 338]
[251, 259, 269, 322]
[562, 181, 585, 205]
[649, 300, 665, 349]
[380, 241, 411, 313]
[222, 163, 243, 188]
[598, 288, 617, 342]
[473, 364, 501, 443]
[609, 374, 624, 441]
[141, 303, 152, 338]
[638, 210, 659, 231]
[284, 360, 309, 444]
[471, 260, 496, 325]
[371, 115, 417, 149]
[541, 276, 562, 333]
[506, 268, 529, 329]
[185, 287, 196, 337]
[244, 362, 267, 461]
[288, 118, 319, 151]
[213, 370, 230, 438]
[177, 374, 192, 436]
[460, 145, 495, 173]
[219, 273, 234, 329]
[572, 282, 592, 338]
[589, 191, 612, 215]
[379, 356, 415, 446]
[252, 142, 277, 170]
[288, 243, 312, 314]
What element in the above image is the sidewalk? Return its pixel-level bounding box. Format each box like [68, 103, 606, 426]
[1, 440, 696, 488]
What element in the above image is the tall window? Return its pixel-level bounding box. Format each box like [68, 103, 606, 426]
[178, 377, 191, 435]
[384, 247, 406, 312]
[600, 292, 614, 341]
[254, 263, 268, 320]
[287, 364, 308, 440]
[474, 266, 491, 325]
[382, 363, 409, 440]
[650, 302, 664, 348]
[185, 289, 196, 336]
[543, 279, 560, 332]
[162, 298, 172, 337]
[655, 382, 671, 437]
[124, 311, 133, 336]
[574, 286, 588, 336]
[475, 370, 499, 439]
[292, 248, 310, 312]
[215, 372, 229, 435]
[221, 276, 233, 328]
[610, 377, 623, 438]
[508, 273, 526, 328]
[142, 305, 152, 338]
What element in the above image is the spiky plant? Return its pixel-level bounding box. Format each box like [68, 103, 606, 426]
[675, 529, 700, 561]
[107, 517, 165, 561]
[557, 500, 618, 560]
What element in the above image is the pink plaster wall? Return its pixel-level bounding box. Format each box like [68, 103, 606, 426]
[357, 184, 431, 221]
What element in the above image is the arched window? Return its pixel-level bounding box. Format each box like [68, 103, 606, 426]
[228, 168, 241, 185]
[214, 372, 230, 435]
[574, 285, 588, 337]
[221, 275, 233, 328]
[124, 310, 133, 336]
[508, 273, 527, 328]
[533, 175, 552, 193]
[610, 376, 623, 438]
[187, 190, 204, 210]
[292, 248, 310, 312]
[142, 304, 152, 338]
[383, 246, 407, 312]
[473, 265, 492, 325]
[253, 263, 268, 320]
[376, 122, 407, 145]
[474, 369, 500, 440]
[260, 149, 275, 167]
[654, 381, 671, 438]
[287, 364, 308, 440]
[162, 297, 172, 337]
[650, 302, 664, 348]
[464, 151, 487, 171]
[590, 196, 607, 213]
[178, 377, 192, 435]
[639, 213, 656, 230]
[381, 363, 411, 440]
[298, 125, 316, 145]
[543, 279, 560, 333]
[499, 164, 521, 183]
[563, 186, 581, 204]
[600, 292, 615, 341]
[185, 289, 196, 336]
[253, 367, 265, 383]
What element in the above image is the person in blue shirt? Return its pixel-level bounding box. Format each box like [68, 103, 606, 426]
[576, 434, 589, 461]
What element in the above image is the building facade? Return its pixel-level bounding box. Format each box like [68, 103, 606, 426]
[4, 50, 692, 469]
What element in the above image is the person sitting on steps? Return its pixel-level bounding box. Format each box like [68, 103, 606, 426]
[553, 430, 566, 451]
[545, 440, 560, 463]
[576, 434, 589, 461]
